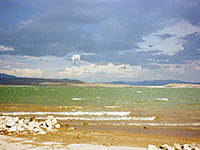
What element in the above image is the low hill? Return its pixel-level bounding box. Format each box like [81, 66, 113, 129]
[0, 74, 84, 85]
[106, 80, 200, 86]
[0, 73, 17, 78]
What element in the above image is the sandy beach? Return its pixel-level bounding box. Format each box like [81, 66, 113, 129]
[1, 124, 200, 149]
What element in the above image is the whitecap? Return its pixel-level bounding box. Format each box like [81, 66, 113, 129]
[72, 98, 83, 101]
[36, 116, 156, 121]
[66, 144, 146, 150]
[64, 106, 83, 109]
[1, 111, 131, 116]
[155, 98, 169, 101]
[113, 122, 200, 126]
[105, 106, 121, 109]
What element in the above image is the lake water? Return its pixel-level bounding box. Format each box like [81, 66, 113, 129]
[0, 86, 200, 129]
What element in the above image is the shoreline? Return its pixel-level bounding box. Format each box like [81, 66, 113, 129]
[1, 83, 200, 88]
[1, 126, 200, 149]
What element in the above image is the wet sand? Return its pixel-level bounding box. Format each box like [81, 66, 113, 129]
[1, 125, 200, 149]
[1, 103, 200, 149]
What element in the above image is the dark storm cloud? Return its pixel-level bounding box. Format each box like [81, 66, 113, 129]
[176, 33, 200, 60]
[155, 33, 174, 40]
[81, 50, 160, 67]
[165, 33, 200, 64]
[0, 0, 200, 66]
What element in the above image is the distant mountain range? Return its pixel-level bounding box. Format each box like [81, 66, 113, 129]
[0, 73, 84, 85]
[0, 73, 17, 78]
[106, 80, 200, 86]
[1, 73, 200, 86]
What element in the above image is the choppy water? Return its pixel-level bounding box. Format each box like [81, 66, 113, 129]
[0, 86, 200, 128]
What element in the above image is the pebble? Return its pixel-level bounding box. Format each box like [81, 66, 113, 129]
[67, 127, 74, 131]
[55, 124, 61, 129]
[148, 145, 159, 150]
[103, 143, 112, 146]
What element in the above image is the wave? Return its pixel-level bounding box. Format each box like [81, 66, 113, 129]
[36, 116, 156, 121]
[1, 111, 131, 116]
[110, 122, 200, 126]
[105, 106, 121, 109]
[72, 98, 83, 100]
[155, 98, 169, 101]
[59, 106, 83, 109]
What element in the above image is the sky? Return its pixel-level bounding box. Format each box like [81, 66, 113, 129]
[0, 0, 200, 82]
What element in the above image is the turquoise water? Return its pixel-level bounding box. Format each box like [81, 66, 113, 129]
[0, 86, 200, 106]
[0, 86, 200, 127]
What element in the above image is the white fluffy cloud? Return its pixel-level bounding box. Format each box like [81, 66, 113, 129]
[137, 20, 200, 55]
[57, 62, 147, 82]
[0, 45, 14, 51]
[83, 53, 95, 56]
[71, 54, 81, 61]
[1, 53, 200, 82]
[0, 68, 43, 78]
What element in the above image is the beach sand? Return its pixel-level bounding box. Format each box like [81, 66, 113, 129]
[1, 125, 200, 149]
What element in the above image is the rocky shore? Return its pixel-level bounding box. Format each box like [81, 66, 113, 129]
[0, 116, 60, 135]
[0, 116, 200, 150]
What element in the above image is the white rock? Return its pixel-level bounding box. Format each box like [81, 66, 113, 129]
[17, 126, 25, 132]
[22, 131, 28, 134]
[23, 118, 30, 124]
[174, 143, 182, 150]
[55, 124, 61, 129]
[37, 130, 46, 135]
[49, 129, 58, 132]
[13, 117, 19, 122]
[45, 119, 52, 127]
[0, 124, 6, 129]
[148, 145, 158, 150]
[67, 127, 74, 131]
[0, 116, 6, 119]
[47, 116, 54, 120]
[190, 145, 199, 150]
[191, 144, 200, 150]
[0, 116, 61, 135]
[160, 144, 174, 150]
[18, 119, 24, 125]
[22, 124, 29, 129]
[33, 128, 41, 132]
[51, 118, 57, 126]
[29, 121, 39, 129]
[182, 144, 192, 150]
[103, 143, 112, 146]
[27, 126, 34, 131]
[5, 120, 15, 127]
[39, 121, 46, 128]
[8, 126, 17, 132]
[47, 126, 52, 131]
[194, 147, 200, 150]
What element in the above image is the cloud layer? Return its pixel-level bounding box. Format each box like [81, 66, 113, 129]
[0, 0, 200, 82]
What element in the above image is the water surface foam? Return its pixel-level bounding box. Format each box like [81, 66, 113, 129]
[1, 111, 131, 116]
